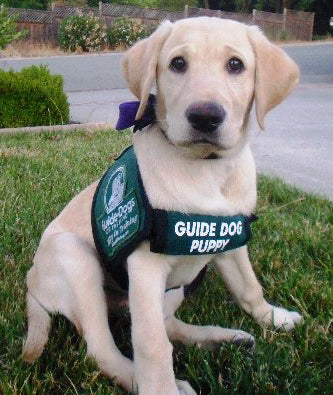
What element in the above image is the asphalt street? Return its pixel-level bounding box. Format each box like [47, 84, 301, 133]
[1, 42, 332, 200]
[249, 42, 333, 200]
[250, 83, 333, 199]
[0, 52, 125, 91]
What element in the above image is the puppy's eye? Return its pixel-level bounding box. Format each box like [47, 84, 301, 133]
[227, 57, 244, 74]
[169, 56, 187, 73]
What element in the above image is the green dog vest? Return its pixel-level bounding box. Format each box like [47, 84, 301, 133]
[91, 146, 256, 290]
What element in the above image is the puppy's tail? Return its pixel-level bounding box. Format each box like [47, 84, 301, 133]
[22, 292, 51, 363]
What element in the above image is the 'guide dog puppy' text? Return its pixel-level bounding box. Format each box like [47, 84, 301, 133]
[174, 220, 243, 253]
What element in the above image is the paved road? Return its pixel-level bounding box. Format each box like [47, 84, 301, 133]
[1, 42, 333, 200]
[249, 42, 333, 200]
[2, 42, 332, 89]
[283, 42, 333, 85]
[0, 52, 125, 91]
[250, 84, 333, 200]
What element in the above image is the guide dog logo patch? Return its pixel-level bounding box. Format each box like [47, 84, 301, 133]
[104, 166, 126, 214]
[93, 158, 142, 260]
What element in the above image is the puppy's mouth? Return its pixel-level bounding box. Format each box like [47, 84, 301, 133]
[159, 126, 232, 159]
[177, 133, 224, 150]
[178, 139, 222, 149]
[174, 137, 225, 159]
[191, 138, 221, 147]
[159, 126, 222, 149]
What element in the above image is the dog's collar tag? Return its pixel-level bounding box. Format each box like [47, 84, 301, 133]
[115, 94, 157, 132]
[151, 210, 256, 256]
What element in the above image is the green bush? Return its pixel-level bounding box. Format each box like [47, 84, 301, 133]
[0, 5, 27, 50]
[0, 65, 70, 128]
[106, 18, 155, 49]
[312, 33, 331, 40]
[59, 13, 106, 52]
[278, 30, 290, 41]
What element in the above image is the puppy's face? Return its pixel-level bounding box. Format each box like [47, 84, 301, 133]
[122, 17, 299, 158]
[157, 19, 255, 155]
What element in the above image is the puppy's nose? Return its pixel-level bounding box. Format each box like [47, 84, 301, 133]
[186, 102, 225, 133]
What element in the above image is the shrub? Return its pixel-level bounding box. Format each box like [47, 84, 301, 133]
[312, 33, 331, 40]
[278, 30, 290, 41]
[0, 5, 27, 50]
[0, 65, 70, 128]
[106, 18, 155, 49]
[59, 13, 106, 52]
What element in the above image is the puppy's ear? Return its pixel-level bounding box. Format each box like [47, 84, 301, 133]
[122, 21, 173, 120]
[247, 26, 299, 129]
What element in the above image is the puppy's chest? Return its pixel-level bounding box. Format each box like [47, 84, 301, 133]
[145, 163, 244, 216]
[135, 132, 255, 216]
[166, 255, 211, 289]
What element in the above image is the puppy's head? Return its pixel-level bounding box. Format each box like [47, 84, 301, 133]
[122, 17, 299, 157]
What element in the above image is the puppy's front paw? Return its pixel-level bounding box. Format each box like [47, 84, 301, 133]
[260, 305, 303, 331]
[176, 379, 197, 395]
[232, 331, 255, 349]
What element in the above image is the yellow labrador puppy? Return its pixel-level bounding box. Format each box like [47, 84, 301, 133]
[23, 17, 302, 394]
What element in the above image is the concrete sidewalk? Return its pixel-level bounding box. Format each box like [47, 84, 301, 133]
[69, 89, 136, 125]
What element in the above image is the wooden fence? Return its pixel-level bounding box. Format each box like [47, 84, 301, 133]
[253, 8, 314, 41]
[7, 3, 314, 43]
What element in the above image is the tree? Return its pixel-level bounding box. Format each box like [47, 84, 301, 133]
[108, 0, 198, 11]
[108, 0, 160, 8]
[280, 0, 333, 35]
[1, 0, 49, 10]
[306, 0, 333, 35]
[0, 6, 27, 50]
[205, 0, 237, 11]
[202, 0, 332, 35]
[157, 0, 197, 10]
[52, 0, 88, 6]
[87, 0, 99, 6]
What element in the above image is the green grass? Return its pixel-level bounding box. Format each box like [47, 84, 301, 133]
[1, 129, 332, 394]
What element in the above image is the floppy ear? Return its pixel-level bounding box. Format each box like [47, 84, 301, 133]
[122, 21, 173, 120]
[247, 26, 299, 129]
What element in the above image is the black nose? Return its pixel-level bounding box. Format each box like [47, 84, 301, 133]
[185, 102, 225, 133]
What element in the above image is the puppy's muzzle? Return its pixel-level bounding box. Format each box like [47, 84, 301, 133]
[186, 102, 226, 134]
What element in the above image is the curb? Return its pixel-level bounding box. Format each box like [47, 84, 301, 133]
[281, 40, 333, 47]
[0, 122, 114, 135]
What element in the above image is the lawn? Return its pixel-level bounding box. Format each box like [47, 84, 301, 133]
[0, 129, 332, 394]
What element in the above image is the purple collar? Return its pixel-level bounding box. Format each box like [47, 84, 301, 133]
[116, 94, 157, 132]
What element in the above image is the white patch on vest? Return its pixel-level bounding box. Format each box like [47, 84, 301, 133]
[104, 165, 126, 214]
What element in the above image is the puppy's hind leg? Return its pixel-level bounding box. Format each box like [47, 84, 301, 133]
[22, 291, 51, 363]
[23, 232, 135, 392]
[164, 287, 254, 349]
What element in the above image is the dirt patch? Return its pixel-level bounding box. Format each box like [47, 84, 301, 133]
[0, 41, 124, 58]
[1, 42, 65, 58]
[0, 146, 40, 158]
